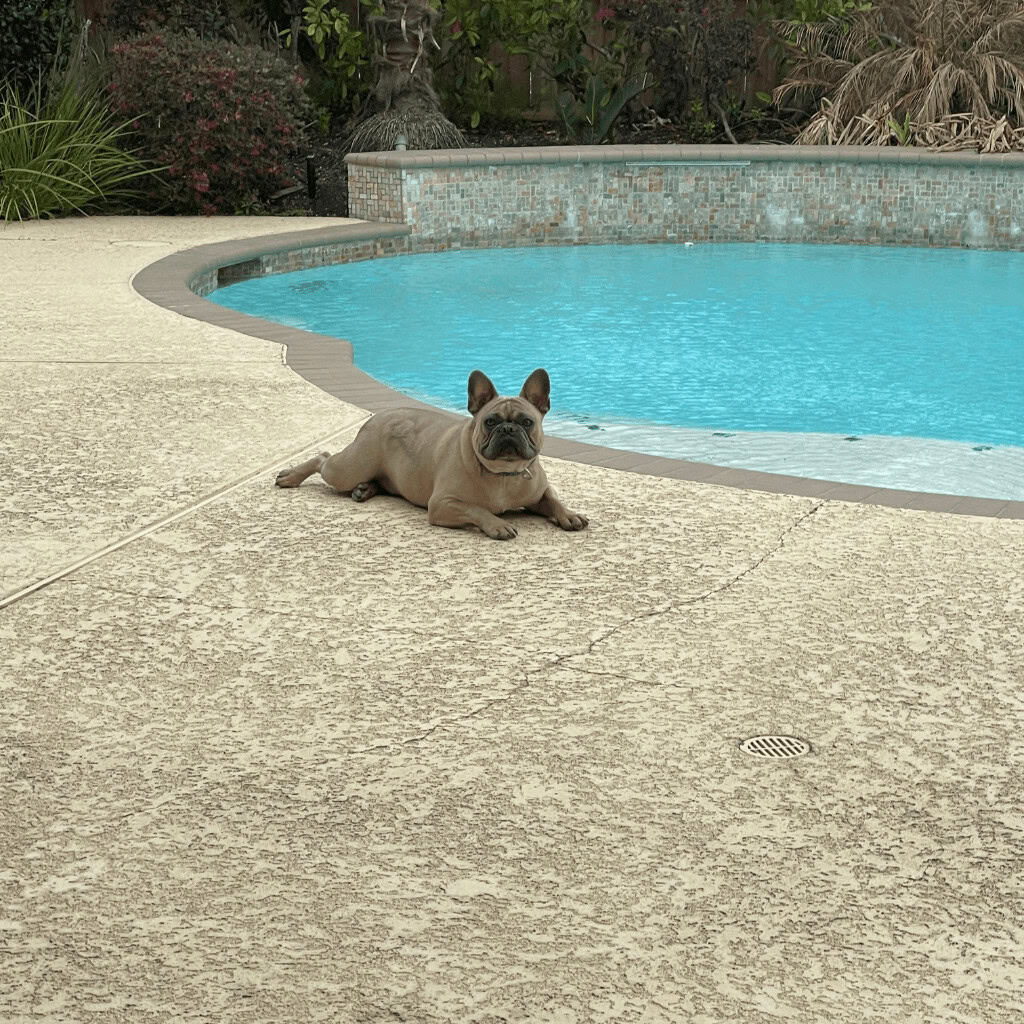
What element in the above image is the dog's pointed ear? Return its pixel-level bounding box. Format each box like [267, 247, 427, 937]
[467, 370, 498, 415]
[520, 368, 550, 416]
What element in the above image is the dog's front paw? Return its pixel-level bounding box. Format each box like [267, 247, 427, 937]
[483, 522, 519, 541]
[554, 511, 588, 531]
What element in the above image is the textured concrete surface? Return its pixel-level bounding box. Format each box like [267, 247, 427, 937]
[0, 217, 362, 597]
[2, 218, 1023, 1023]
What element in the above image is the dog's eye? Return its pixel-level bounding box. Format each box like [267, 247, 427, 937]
[485, 416, 499, 428]
[519, 417, 533, 429]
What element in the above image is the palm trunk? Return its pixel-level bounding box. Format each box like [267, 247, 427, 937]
[348, 0, 464, 152]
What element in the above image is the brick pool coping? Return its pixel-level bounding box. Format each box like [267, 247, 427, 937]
[132, 220, 1024, 519]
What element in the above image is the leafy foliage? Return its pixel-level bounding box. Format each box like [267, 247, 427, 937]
[102, 0, 255, 40]
[615, 0, 755, 125]
[752, 0, 872, 22]
[556, 74, 648, 143]
[469, 0, 648, 142]
[774, 0, 1024, 145]
[435, 0, 508, 128]
[0, 0, 75, 91]
[297, 0, 371, 117]
[106, 32, 311, 213]
[436, 0, 760, 142]
[0, 76, 153, 221]
[501, 0, 640, 101]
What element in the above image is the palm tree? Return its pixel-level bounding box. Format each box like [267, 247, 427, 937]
[347, 0, 464, 152]
[774, 0, 1024, 147]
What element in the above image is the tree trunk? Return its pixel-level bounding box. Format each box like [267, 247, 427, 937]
[348, 0, 464, 153]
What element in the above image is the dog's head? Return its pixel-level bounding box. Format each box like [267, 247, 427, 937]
[466, 368, 550, 474]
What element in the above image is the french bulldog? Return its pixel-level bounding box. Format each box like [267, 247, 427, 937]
[275, 368, 588, 540]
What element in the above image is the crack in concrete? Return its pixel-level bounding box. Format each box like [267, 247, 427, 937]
[354, 674, 537, 755]
[681, 498, 826, 607]
[29, 501, 825, 757]
[361, 499, 826, 751]
[540, 498, 827, 674]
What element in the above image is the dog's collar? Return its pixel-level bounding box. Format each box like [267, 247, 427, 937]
[481, 458, 537, 479]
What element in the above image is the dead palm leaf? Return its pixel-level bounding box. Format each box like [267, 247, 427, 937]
[773, 0, 1024, 145]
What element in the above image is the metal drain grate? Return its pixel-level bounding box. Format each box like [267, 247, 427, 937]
[740, 735, 811, 759]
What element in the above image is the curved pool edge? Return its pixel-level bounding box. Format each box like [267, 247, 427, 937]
[132, 222, 1024, 520]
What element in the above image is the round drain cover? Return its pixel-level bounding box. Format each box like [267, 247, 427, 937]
[740, 735, 811, 758]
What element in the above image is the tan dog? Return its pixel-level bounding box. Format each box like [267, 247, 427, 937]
[275, 368, 588, 540]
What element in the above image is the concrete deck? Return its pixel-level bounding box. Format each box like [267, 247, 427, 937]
[1, 217, 1022, 1023]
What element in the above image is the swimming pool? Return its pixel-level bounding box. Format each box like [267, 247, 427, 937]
[210, 242, 1024, 500]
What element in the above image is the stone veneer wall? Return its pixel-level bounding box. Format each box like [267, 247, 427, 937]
[189, 233, 411, 296]
[346, 164, 404, 223]
[344, 146, 1024, 251]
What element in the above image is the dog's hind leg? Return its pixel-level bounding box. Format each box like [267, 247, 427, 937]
[275, 442, 383, 496]
[276, 418, 388, 497]
[319, 441, 381, 492]
[275, 452, 330, 488]
[350, 481, 380, 502]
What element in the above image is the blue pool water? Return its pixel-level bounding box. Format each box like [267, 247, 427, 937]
[212, 243, 1024, 499]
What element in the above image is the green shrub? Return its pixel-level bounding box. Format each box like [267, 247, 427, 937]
[757, 0, 872, 22]
[106, 32, 311, 214]
[0, 0, 75, 91]
[100, 1, 291, 48]
[435, 1, 513, 128]
[555, 75, 648, 144]
[102, 0, 241, 40]
[298, 0, 371, 118]
[615, 0, 754, 126]
[446, 0, 647, 141]
[502, 0, 622, 100]
[0, 77, 154, 221]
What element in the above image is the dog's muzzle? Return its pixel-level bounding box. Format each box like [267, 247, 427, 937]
[482, 423, 535, 461]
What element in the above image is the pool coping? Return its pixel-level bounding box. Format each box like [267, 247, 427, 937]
[344, 143, 1024, 171]
[132, 221, 1024, 520]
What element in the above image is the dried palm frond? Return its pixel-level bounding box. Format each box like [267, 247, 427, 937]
[801, 105, 1024, 151]
[347, 108, 465, 153]
[774, 0, 1024, 144]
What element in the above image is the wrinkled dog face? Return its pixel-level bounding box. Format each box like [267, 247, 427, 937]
[476, 398, 542, 462]
[467, 369, 550, 470]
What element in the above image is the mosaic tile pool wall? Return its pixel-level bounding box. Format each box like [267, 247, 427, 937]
[345, 146, 1024, 250]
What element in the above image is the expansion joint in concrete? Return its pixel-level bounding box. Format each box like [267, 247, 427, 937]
[0, 416, 368, 611]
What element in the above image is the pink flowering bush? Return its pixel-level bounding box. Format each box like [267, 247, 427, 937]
[107, 33, 311, 214]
